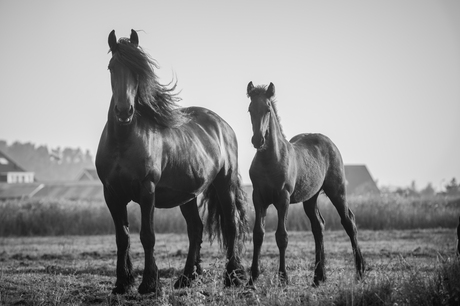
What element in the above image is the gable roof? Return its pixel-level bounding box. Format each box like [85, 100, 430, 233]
[344, 164, 380, 195]
[75, 168, 99, 181]
[0, 150, 27, 173]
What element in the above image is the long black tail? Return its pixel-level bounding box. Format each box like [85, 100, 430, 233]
[201, 172, 248, 251]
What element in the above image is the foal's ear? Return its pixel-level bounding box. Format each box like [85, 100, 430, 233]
[108, 30, 118, 53]
[266, 82, 275, 98]
[130, 29, 139, 47]
[247, 81, 254, 97]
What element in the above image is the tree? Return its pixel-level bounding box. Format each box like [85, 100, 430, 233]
[445, 178, 460, 196]
[420, 182, 435, 197]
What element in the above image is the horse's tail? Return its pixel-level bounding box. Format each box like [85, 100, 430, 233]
[201, 172, 248, 251]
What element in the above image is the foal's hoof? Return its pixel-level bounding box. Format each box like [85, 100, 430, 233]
[174, 275, 193, 289]
[138, 280, 160, 295]
[278, 272, 289, 286]
[244, 281, 257, 291]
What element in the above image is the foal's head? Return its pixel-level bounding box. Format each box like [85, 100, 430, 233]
[247, 81, 278, 150]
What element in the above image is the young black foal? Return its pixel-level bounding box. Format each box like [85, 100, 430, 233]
[246, 82, 365, 287]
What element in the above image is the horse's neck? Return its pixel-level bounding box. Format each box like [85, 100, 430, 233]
[263, 112, 291, 162]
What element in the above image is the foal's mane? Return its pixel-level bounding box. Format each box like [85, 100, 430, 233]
[248, 85, 285, 138]
[111, 38, 190, 127]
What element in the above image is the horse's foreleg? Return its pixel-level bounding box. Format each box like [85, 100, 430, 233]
[138, 189, 159, 294]
[105, 190, 134, 294]
[303, 193, 326, 286]
[174, 198, 203, 289]
[249, 191, 267, 286]
[275, 191, 290, 285]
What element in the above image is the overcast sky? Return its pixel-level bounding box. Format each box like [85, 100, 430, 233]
[0, 0, 459, 190]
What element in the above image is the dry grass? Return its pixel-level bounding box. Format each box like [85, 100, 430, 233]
[1, 229, 459, 305]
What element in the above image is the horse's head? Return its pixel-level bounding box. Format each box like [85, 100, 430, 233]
[107, 30, 140, 125]
[247, 81, 276, 150]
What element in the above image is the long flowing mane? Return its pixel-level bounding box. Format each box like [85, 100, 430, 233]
[110, 38, 190, 127]
[248, 85, 285, 138]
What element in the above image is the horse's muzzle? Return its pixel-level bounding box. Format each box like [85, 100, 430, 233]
[252, 135, 265, 150]
[115, 104, 134, 124]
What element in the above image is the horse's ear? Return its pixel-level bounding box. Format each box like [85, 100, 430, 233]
[108, 30, 118, 53]
[247, 81, 254, 97]
[130, 29, 139, 47]
[267, 82, 275, 98]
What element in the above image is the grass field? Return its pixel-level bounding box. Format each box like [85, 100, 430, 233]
[1, 229, 459, 305]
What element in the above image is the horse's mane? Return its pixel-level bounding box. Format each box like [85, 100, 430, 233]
[111, 38, 190, 127]
[248, 85, 285, 138]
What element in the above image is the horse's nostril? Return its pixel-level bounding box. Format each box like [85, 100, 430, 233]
[128, 105, 134, 115]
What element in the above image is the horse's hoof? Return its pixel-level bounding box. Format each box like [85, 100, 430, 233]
[174, 275, 192, 289]
[312, 275, 325, 287]
[138, 281, 159, 295]
[111, 283, 131, 295]
[224, 269, 246, 287]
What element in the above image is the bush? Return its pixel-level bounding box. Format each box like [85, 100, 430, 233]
[0, 199, 187, 236]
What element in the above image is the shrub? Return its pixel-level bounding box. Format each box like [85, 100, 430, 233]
[0, 194, 459, 236]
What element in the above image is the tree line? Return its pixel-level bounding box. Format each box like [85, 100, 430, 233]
[0, 140, 94, 181]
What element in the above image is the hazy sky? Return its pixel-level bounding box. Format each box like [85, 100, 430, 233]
[0, 0, 459, 190]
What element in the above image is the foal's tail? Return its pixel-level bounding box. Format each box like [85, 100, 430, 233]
[201, 172, 248, 251]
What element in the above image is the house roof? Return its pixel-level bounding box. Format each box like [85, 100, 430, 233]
[0, 150, 27, 173]
[76, 168, 99, 181]
[344, 164, 379, 195]
[0, 181, 104, 200]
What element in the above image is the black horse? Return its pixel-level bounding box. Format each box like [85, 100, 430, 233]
[246, 82, 365, 287]
[96, 29, 247, 294]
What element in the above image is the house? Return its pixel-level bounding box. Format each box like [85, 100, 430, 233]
[344, 164, 380, 195]
[0, 150, 35, 183]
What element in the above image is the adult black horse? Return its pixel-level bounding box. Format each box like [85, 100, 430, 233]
[246, 82, 365, 287]
[96, 29, 247, 294]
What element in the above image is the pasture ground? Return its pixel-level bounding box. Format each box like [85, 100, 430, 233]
[1, 229, 459, 305]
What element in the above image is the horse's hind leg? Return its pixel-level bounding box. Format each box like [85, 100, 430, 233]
[324, 184, 365, 279]
[213, 172, 246, 287]
[174, 198, 203, 289]
[303, 192, 326, 286]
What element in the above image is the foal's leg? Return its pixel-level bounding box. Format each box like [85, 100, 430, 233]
[303, 192, 326, 286]
[249, 190, 267, 286]
[104, 188, 134, 294]
[174, 198, 203, 289]
[325, 185, 365, 279]
[274, 190, 290, 285]
[138, 189, 160, 294]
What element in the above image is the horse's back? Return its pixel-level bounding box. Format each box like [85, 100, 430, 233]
[289, 133, 346, 198]
[290, 133, 342, 165]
